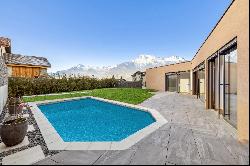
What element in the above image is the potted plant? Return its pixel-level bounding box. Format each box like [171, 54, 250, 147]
[0, 97, 28, 147]
[8, 97, 23, 115]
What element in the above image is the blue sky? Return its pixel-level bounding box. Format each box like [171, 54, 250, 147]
[0, 0, 231, 72]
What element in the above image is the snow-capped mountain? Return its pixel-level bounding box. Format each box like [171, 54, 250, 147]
[54, 55, 187, 80]
[132, 55, 186, 67]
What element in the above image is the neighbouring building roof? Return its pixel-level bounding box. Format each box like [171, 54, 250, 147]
[3, 53, 51, 68]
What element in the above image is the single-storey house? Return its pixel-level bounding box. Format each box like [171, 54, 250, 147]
[146, 0, 249, 142]
[1, 37, 51, 78]
[4, 53, 51, 78]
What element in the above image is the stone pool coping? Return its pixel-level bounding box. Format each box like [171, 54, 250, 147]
[28, 96, 168, 151]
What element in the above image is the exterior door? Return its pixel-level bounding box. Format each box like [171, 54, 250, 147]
[166, 74, 178, 92]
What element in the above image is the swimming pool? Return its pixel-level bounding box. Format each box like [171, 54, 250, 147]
[38, 97, 156, 142]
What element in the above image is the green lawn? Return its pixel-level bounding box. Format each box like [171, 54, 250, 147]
[23, 88, 155, 104]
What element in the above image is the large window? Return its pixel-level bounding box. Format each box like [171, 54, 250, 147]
[207, 39, 237, 128]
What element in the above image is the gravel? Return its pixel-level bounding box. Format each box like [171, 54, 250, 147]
[0, 106, 61, 165]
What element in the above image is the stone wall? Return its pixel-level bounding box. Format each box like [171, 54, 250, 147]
[0, 46, 8, 114]
[0, 53, 8, 86]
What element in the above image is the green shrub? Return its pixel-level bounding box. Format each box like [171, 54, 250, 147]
[8, 76, 117, 97]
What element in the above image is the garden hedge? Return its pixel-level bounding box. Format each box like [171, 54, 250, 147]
[8, 76, 117, 97]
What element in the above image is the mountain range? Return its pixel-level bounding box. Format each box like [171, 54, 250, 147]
[55, 55, 187, 80]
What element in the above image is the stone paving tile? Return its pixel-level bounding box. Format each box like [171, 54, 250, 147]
[158, 123, 171, 131]
[193, 131, 239, 165]
[165, 125, 202, 165]
[35, 158, 61, 165]
[220, 135, 249, 157]
[46, 150, 106, 165]
[143, 92, 248, 165]
[134, 128, 171, 148]
[166, 141, 202, 165]
[213, 123, 238, 139]
[170, 114, 190, 125]
[94, 149, 136, 165]
[235, 154, 249, 165]
[168, 125, 195, 144]
[188, 116, 210, 126]
[185, 124, 218, 137]
[130, 143, 167, 165]
[200, 158, 230, 165]
[2, 145, 45, 165]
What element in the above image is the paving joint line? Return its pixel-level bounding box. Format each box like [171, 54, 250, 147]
[165, 116, 174, 162]
[91, 151, 108, 165]
[50, 158, 61, 164]
[165, 160, 176, 165]
[185, 111, 203, 163]
[218, 136, 242, 161]
[128, 148, 138, 164]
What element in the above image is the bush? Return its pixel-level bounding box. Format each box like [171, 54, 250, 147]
[8, 76, 117, 97]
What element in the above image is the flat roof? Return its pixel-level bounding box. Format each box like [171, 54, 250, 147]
[147, 60, 191, 70]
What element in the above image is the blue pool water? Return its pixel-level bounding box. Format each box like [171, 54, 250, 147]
[38, 98, 155, 142]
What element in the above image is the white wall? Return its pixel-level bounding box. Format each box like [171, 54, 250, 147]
[0, 85, 8, 114]
[7, 66, 12, 76]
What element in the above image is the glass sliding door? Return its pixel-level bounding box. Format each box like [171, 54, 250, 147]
[219, 53, 225, 115]
[166, 74, 178, 92]
[208, 55, 220, 112]
[224, 47, 237, 127]
[207, 39, 237, 128]
[214, 57, 220, 111]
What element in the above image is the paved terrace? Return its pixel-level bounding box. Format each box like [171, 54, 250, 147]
[35, 92, 249, 165]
